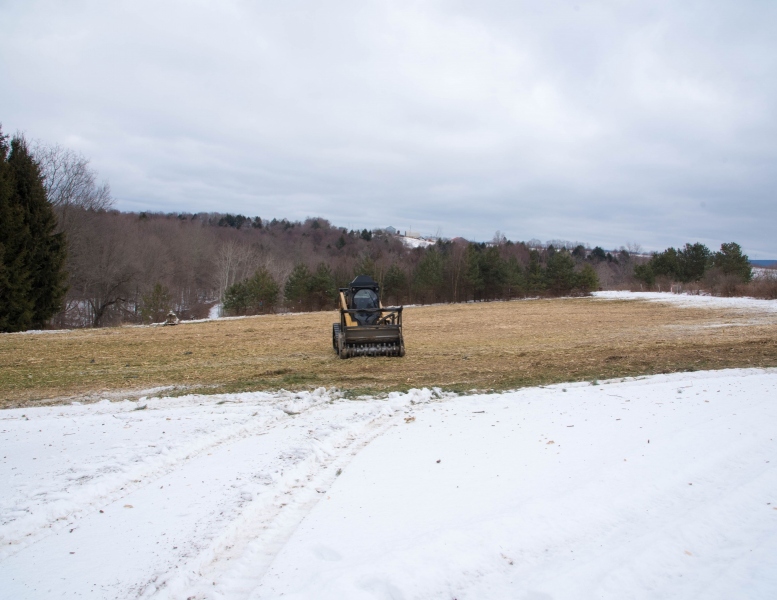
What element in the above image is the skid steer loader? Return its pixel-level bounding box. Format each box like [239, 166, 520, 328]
[332, 275, 405, 358]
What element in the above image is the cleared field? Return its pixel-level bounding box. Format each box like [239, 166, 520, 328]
[1, 297, 776, 408]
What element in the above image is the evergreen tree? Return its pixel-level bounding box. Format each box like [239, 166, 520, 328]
[466, 244, 508, 300]
[9, 136, 67, 327]
[644, 243, 711, 283]
[353, 255, 378, 282]
[589, 246, 607, 262]
[677, 242, 711, 282]
[284, 263, 312, 310]
[0, 128, 34, 331]
[480, 246, 507, 299]
[526, 250, 545, 295]
[223, 280, 249, 314]
[245, 268, 279, 312]
[413, 248, 445, 303]
[545, 250, 576, 295]
[633, 263, 655, 286]
[223, 268, 279, 315]
[464, 244, 485, 299]
[0, 130, 66, 331]
[504, 256, 527, 298]
[308, 263, 337, 310]
[382, 263, 407, 305]
[713, 242, 752, 282]
[649, 247, 681, 280]
[575, 263, 599, 294]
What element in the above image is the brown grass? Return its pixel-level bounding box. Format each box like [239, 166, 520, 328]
[2, 297, 776, 408]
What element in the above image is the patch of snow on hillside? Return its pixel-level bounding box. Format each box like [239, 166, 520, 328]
[594, 290, 777, 313]
[754, 267, 777, 279]
[399, 235, 435, 249]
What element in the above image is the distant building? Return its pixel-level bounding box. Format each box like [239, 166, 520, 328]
[405, 230, 421, 239]
[385, 226, 397, 235]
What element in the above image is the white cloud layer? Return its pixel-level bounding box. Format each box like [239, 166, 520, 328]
[2, 0, 775, 255]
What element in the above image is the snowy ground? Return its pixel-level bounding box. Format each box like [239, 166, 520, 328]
[208, 304, 221, 320]
[398, 236, 436, 249]
[593, 290, 777, 313]
[1, 369, 776, 599]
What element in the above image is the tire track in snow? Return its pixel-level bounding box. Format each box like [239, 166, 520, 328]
[142, 393, 439, 600]
[0, 390, 332, 560]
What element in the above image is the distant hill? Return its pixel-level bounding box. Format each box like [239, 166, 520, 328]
[750, 260, 777, 267]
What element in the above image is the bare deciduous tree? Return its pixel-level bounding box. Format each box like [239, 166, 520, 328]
[67, 212, 137, 327]
[214, 240, 258, 297]
[32, 142, 113, 234]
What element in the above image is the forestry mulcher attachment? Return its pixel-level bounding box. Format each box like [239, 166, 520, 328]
[332, 275, 405, 358]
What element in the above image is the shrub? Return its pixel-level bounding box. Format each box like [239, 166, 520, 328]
[575, 264, 600, 294]
[223, 268, 279, 315]
[745, 269, 777, 299]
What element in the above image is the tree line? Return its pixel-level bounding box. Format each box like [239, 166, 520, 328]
[2, 128, 767, 332]
[221, 240, 605, 316]
[633, 242, 754, 295]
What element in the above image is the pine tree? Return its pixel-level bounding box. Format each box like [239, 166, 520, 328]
[649, 247, 681, 280]
[413, 248, 444, 303]
[526, 250, 545, 295]
[479, 246, 507, 300]
[575, 263, 599, 294]
[223, 268, 279, 315]
[713, 242, 752, 282]
[308, 263, 337, 310]
[245, 268, 279, 313]
[505, 256, 527, 298]
[223, 280, 249, 314]
[284, 264, 312, 310]
[545, 250, 576, 295]
[633, 263, 655, 287]
[382, 263, 407, 305]
[0, 128, 34, 331]
[677, 242, 711, 282]
[3, 134, 67, 330]
[464, 244, 485, 299]
[353, 255, 378, 282]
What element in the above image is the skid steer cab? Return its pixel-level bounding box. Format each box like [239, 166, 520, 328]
[332, 275, 405, 358]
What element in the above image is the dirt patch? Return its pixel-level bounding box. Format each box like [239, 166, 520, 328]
[2, 297, 776, 407]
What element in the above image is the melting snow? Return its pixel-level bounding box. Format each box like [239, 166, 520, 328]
[1, 372, 776, 599]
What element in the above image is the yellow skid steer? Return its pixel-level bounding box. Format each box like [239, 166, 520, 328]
[332, 275, 405, 358]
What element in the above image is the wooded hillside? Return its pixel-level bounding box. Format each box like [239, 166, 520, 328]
[52, 209, 634, 327]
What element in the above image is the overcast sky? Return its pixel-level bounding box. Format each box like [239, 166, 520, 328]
[2, 0, 775, 256]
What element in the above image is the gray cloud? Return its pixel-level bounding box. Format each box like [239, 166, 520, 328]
[2, 0, 775, 256]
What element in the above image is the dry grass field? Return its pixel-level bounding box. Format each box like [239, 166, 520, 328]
[1, 297, 776, 408]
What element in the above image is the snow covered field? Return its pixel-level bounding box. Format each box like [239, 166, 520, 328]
[2, 369, 776, 599]
[593, 290, 777, 313]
